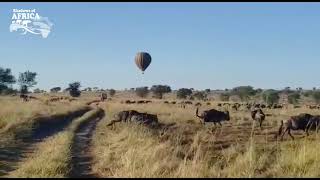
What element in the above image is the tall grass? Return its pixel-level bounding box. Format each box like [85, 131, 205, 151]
[91, 102, 320, 177]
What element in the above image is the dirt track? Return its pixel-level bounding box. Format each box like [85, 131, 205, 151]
[69, 107, 105, 178]
[0, 107, 91, 177]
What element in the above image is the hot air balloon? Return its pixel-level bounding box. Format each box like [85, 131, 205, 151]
[135, 52, 152, 74]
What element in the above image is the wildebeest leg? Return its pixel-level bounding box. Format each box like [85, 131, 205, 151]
[218, 121, 222, 127]
[281, 128, 289, 141]
[259, 120, 263, 130]
[288, 129, 294, 140]
[107, 119, 121, 127]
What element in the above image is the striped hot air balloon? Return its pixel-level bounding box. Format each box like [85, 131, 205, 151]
[135, 52, 152, 74]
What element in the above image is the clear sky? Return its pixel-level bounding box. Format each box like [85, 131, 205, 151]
[1, 2, 320, 91]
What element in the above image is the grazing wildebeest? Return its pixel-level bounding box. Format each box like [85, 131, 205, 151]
[106, 110, 158, 127]
[251, 108, 266, 129]
[196, 107, 230, 126]
[164, 101, 169, 104]
[276, 113, 320, 140]
[171, 101, 176, 104]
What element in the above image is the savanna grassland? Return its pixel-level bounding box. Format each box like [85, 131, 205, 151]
[1, 92, 320, 178]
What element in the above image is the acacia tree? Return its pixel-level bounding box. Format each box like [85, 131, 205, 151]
[50, 87, 61, 93]
[176, 88, 192, 99]
[0, 67, 16, 93]
[109, 89, 116, 97]
[18, 71, 37, 94]
[150, 85, 171, 99]
[66, 82, 81, 97]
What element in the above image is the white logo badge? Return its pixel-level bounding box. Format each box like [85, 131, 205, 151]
[10, 9, 53, 38]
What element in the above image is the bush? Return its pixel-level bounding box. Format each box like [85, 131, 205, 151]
[231, 86, 257, 101]
[50, 87, 61, 93]
[220, 93, 230, 101]
[262, 89, 280, 105]
[193, 91, 206, 100]
[135, 87, 149, 98]
[288, 92, 300, 105]
[312, 91, 320, 104]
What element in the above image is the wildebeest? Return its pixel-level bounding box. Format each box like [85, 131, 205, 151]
[20, 94, 29, 102]
[251, 108, 266, 129]
[106, 110, 158, 127]
[196, 107, 230, 126]
[276, 113, 320, 140]
[195, 102, 202, 106]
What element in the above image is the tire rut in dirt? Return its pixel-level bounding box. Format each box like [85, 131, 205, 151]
[0, 107, 91, 177]
[69, 109, 105, 178]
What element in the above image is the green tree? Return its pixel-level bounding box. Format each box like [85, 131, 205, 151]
[66, 82, 81, 97]
[135, 87, 149, 98]
[176, 88, 192, 99]
[262, 89, 280, 105]
[150, 85, 171, 99]
[18, 71, 37, 94]
[0, 67, 16, 93]
[109, 89, 116, 97]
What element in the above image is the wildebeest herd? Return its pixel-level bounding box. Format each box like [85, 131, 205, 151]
[109, 100, 320, 141]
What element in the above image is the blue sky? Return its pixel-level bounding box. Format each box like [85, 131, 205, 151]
[1, 2, 320, 91]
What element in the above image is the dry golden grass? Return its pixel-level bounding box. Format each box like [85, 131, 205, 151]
[91, 101, 320, 177]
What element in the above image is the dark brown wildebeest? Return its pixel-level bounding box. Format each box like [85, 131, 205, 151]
[106, 110, 158, 127]
[251, 108, 266, 129]
[276, 113, 320, 140]
[171, 101, 176, 104]
[206, 102, 211, 105]
[164, 101, 169, 104]
[185, 101, 193, 105]
[195, 102, 202, 107]
[196, 107, 230, 126]
[20, 94, 29, 102]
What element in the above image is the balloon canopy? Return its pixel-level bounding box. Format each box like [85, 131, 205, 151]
[135, 52, 152, 74]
